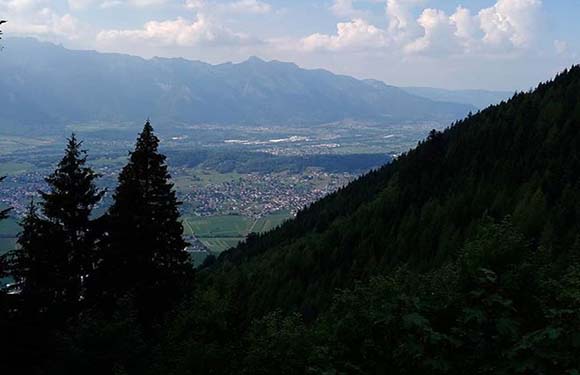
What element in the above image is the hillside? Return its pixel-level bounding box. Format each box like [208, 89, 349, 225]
[403, 86, 513, 109]
[0, 38, 474, 134]
[207, 66, 579, 314]
[102, 65, 577, 375]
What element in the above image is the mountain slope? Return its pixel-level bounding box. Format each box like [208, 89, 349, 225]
[403, 86, 513, 109]
[0, 38, 474, 134]
[208, 66, 580, 317]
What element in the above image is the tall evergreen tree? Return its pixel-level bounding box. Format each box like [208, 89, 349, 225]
[41, 134, 103, 313]
[96, 121, 190, 319]
[12, 135, 103, 319]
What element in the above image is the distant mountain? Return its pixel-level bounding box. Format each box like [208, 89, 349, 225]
[403, 86, 513, 109]
[0, 38, 475, 134]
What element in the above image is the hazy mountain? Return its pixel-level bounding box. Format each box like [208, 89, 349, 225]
[403, 86, 513, 109]
[0, 38, 475, 134]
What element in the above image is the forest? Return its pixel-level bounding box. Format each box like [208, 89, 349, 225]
[1, 65, 580, 373]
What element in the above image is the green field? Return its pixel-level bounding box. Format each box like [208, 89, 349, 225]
[183, 211, 290, 253]
[198, 237, 246, 253]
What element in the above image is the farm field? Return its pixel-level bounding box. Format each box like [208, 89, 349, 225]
[183, 210, 290, 253]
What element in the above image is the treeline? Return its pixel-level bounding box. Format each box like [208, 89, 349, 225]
[0, 122, 192, 370]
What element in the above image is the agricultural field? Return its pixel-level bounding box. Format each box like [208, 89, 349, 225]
[183, 210, 290, 253]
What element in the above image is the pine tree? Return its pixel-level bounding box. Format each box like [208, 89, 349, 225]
[97, 121, 190, 319]
[40, 134, 103, 313]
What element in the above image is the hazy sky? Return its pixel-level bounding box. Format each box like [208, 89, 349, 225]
[1, 0, 578, 90]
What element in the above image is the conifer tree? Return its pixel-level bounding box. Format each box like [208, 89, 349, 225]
[97, 121, 190, 318]
[12, 135, 103, 318]
[39, 134, 103, 312]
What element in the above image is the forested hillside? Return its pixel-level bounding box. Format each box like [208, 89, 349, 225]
[208, 65, 580, 315]
[2, 67, 580, 374]
[156, 66, 580, 374]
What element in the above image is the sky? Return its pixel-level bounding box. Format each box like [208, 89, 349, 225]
[1, 0, 579, 90]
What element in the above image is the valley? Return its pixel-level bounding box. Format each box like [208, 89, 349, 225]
[0, 120, 436, 259]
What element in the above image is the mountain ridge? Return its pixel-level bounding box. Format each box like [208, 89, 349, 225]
[0, 37, 475, 134]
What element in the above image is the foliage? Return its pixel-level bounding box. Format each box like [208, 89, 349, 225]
[92, 121, 192, 322]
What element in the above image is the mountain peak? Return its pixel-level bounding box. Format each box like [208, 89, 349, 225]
[245, 56, 266, 64]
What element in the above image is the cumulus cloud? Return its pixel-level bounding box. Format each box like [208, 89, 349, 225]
[404, 8, 455, 54]
[385, 0, 423, 41]
[97, 15, 254, 48]
[301, 18, 388, 52]
[0, 0, 81, 39]
[478, 0, 541, 49]
[399, 0, 542, 55]
[298, 0, 544, 58]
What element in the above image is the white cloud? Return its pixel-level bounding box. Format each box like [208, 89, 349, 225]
[185, 0, 271, 14]
[1, 0, 46, 12]
[67, 0, 166, 10]
[404, 8, 455, 54]
[222, 0, 271, 14]
[385, 0, 423, 41]
[478, 0, 541, 49]
[297, 0, 543, 58]
[301, 18, 388, 52]
[97, 15, 253, 48]
[0, 1, 81, 40]
[400, 0, 542, 55]
[449, 6, 480, 51]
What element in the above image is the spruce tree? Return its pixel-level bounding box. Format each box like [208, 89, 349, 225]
[13, 135, 103, 319]
[97, 121, 190, 319]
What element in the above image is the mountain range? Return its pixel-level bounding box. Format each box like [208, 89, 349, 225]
[0, 37, 489, 134]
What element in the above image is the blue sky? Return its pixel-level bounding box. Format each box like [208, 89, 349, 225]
[1, 0, 578, 90]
